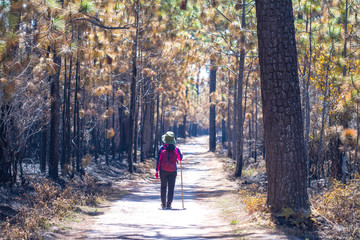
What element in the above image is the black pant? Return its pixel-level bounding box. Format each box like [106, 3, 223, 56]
[160, 170, 177, 207]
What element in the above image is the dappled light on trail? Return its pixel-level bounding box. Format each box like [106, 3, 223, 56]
[84, 136, 235, 239]
[57, 136, 295, 239]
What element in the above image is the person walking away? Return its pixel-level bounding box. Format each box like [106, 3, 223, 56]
[155, 131, 183, 209]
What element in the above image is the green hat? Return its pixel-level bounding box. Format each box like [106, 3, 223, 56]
[162, 131, 176, 144]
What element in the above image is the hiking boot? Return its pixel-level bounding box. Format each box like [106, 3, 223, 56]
[166, 205, 172, 209]
[161, 204, 166, 209]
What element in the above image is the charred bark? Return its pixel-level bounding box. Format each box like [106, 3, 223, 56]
[255, 0, 309, 212]
[209, 59, 217, 152]
[49, 52, 61, 180]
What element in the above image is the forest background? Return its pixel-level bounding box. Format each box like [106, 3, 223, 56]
[0, 0, 359, 239]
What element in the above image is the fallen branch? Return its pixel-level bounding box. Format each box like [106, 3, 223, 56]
[69, 17, 133, 30]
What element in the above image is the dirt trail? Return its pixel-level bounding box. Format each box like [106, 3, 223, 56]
[57, 136, 296, 240]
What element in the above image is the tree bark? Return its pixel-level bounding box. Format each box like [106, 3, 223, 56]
[304, 8, 312, 185]
[112, 90, 116, 161]
[227, 73, 232, 158]
[154, 94, 160, 155]
[343, 0, 348, 76]
[142, 79, 155, 159]
[66, 57, 73, 169]
[105, 94, 110, 165]
[222, 118, 226, 145]
[40, 127, 47, 173]
[74, 57, 81, 172]
[49, 51, 61, 180]
[232, 58, 238, 160]
[127, 0, 140, 173]
[255, 0, 309, 212]
[316, 51, 332, 179]
[254, 80, 258, 162]
[234, 0, 246, 177]
[61, 56, 67, 174]
[118, 96, 124, 161]
[0, 106, 11, 184]
[209, 59, 217, 152]
[342, 0, 349, 181]
[355, 103, 359, 175]
[140, 80, 145, 163]
[133, 80, 141, 164]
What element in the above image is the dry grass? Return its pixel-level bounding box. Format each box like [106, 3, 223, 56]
[238, 162, 267, 214]
[0, 158, 155, 239]
[239, 189, 267, 214]
[219, 148, 360, 239]
[0, 174, 108, 240]
[221, 158, 268, 216]
[242, 161, 266, 178]
[311, 175, 360, 239]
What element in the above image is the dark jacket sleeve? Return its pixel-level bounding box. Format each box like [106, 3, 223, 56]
[156, 146, 165, 171]
[177, 148, 183, 160]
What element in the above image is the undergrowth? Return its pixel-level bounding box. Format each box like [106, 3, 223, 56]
[239, 188, 267, 213]
[223, 159, 268, 214]
[0, 157, 156, 239]
[239, 162, 267, 214]
[1, 174, 104, 240]
[222, 153, 360, 239]
[241, 161, 266, 178]
[311, 175, 360, 239]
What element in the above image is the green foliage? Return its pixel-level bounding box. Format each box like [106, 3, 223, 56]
[279, 207, 295, 221]
[0, 0, 10, 9]
[80, 0, 96, 14]
[326, 24, 342, 42]
[242, 162, 266, 178]
[0, 40, 6, 55]
[115, 2, 124, 11]
[52, 16, 65, 32]
[230, 220, 238, 225]
[46, 0, 61, 10]
[8, 14, 19, 31]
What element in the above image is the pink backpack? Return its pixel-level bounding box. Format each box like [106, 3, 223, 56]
[160, 149, 178, 172]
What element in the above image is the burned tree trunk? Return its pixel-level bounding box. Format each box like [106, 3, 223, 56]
[255, 0, 309, 212]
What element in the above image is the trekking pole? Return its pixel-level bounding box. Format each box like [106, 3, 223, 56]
[180, 160, 184, 209]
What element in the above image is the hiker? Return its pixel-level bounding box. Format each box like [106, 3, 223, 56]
[155, 131, 183, 209]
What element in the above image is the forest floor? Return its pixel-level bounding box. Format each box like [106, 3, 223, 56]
[46, 136, 302, 240]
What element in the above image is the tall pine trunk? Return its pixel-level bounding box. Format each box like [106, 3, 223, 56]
[74, 57, 81, 172]
[112, 90, 116, 161]
[49, 51, 61, 180]
[355, 104, 359, 175]
[40, 127, 47, 173]
[127, 0, 140, 173]
[342, 0, 349, 181]
[133, 82, 141, 164]
[61, 56, 67, 174]
[118, 96, 124, 161]
[227, 72, 232, 158]
[66, 57, 73, 169]
[209, 59, 217, 152]
[232, 58, 238, 160]
[154, 94, 160, 155]
[255, 0, 309, 212]
[142, 79, 155, 159]
[316, 51, 332, 179]
[234, 0, 247, 177]
[304, 8, 312, 184]
[254, 81, 258, 162]
[105, 95, 110, 165]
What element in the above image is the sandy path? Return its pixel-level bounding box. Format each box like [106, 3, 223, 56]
[83, 136, 235, 239]
[54, 136, 296, 240]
